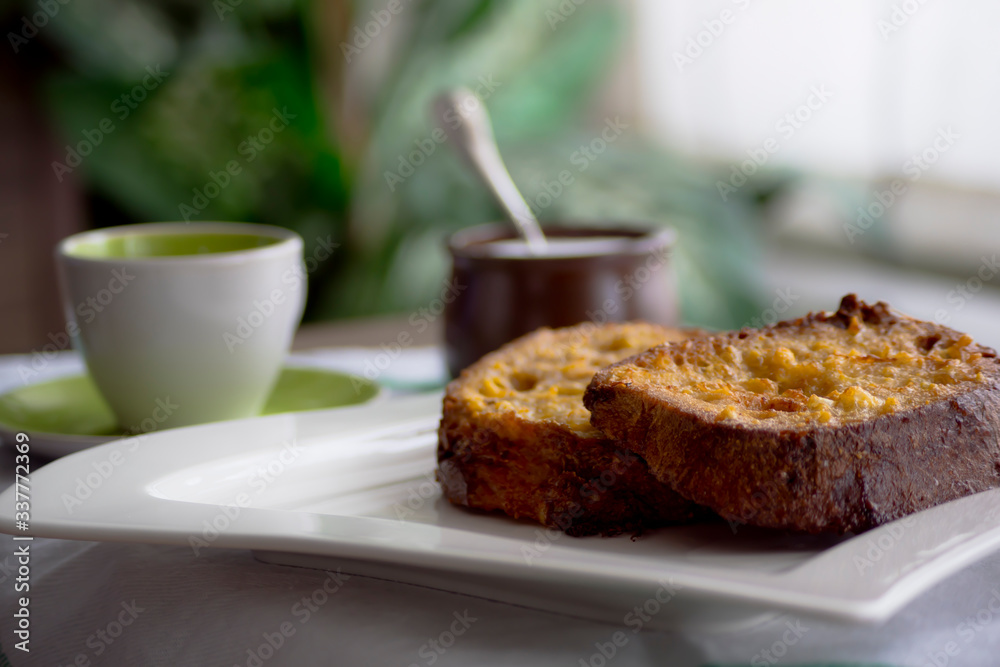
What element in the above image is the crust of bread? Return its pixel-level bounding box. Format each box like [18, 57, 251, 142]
[437, 323, 711, 536]
[584, 295, 1000, 534]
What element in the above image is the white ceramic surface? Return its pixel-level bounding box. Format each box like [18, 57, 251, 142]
[4, 393, 1000, 628]
[55, 222, 305, 429]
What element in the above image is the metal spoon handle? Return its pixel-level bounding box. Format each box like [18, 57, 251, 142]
[433, 88, 547, 253]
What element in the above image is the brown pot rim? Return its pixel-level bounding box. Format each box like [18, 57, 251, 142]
[447, 222, 676, 264]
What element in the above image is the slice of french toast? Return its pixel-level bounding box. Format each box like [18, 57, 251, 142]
[584, 294, 1000, 534]
[437, 322, 711, 536]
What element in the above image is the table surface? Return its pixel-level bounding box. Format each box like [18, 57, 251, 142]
[2, 265, 1000, 666]
[291, 314, 443, 352]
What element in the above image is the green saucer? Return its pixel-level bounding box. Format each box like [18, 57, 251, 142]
[0, 367, 380, 456]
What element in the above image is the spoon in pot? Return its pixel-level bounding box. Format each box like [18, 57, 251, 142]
[433, 88, 548, 254]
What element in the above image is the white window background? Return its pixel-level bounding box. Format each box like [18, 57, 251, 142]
[631, 0, 1000, 269]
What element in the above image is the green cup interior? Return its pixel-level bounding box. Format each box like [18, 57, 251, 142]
[66, 232, 282, 259]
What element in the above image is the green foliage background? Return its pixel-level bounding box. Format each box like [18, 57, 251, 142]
[12, 0, 771, 329]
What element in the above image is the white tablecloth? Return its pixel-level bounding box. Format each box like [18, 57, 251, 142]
[3, 536, 1000, 666]
[2, 350, 1000, 667]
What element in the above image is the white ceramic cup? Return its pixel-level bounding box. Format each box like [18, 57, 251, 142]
[56, 222, 306, 431]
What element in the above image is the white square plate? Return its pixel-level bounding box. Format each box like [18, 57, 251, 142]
[3, 392, 1000, 629]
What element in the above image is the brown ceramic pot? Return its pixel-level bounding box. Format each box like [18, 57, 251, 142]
[444, 223, 679, 377]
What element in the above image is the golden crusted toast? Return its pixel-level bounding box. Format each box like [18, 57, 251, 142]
[437, 322, 709, 536]
[585, 294, 1000, 534]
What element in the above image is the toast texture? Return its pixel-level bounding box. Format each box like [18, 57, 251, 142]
[437, 322, 709, 536]
[584, 294, 1000, 534]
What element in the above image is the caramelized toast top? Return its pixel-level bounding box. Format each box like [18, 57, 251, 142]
[590, 294, 999, 430]
[448, 322, 692, 436]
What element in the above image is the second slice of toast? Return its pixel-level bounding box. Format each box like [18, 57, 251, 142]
[584, 295, 1000, 534]
[438, 322, 709, 536]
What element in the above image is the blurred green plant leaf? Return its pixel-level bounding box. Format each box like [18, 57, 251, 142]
[30, 0, 769, 328]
